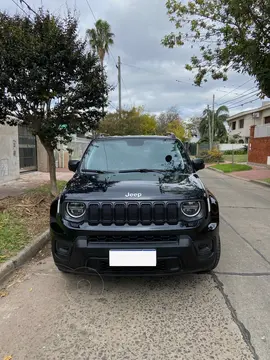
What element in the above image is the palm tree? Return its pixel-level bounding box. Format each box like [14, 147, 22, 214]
[199, 105, 229, 143]
[86, 19, 115, 68]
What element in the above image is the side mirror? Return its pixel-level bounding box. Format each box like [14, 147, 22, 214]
[68, 160, 80, 172]
[192, 158, 205, 171]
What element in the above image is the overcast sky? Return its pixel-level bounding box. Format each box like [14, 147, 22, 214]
[2, 0, 268, 119]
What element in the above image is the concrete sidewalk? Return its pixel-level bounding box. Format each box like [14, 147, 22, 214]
[0, 170, 72, 200]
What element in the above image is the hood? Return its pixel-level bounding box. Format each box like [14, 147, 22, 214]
[62, 172, 206, 201]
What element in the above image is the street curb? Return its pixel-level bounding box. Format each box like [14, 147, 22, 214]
[207, 167, 224, 174]
[207, 167, 270, 187]
[0, 229, 50, 284]
[250, 180, 270, 188]
[207, 167, 250, 182]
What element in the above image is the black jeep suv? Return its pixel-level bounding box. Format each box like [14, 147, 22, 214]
[50, 134, 220, 275]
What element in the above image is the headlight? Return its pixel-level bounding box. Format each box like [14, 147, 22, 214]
[66, 202, 86, 218]
[181, 201, 201, 217]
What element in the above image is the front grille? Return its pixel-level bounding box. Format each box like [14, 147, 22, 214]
[88, 234, 178, 243]
[88, 201, 179, 226]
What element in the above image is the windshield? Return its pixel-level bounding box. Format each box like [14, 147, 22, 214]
[80, 138, 193, 174]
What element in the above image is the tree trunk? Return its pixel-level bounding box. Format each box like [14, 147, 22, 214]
[46, 147, 58, 196]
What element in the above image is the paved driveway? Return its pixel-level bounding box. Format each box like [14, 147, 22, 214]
[1, 169, 270, 360]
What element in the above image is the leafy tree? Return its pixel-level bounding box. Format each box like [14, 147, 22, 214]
[86, 19, 115, 68]
[185, 117, 201, 137]
[86, 19, 114, 119]
[162, 0, 268, 96]
[156, 107, 182, 134]
[199, 105, 229, 143]
[99, 107, 157, 135]
[0, 11, 110, 195]
[156, 107, 188, 140]
[166, 120, 186, 140]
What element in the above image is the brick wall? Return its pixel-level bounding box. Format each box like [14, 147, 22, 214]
[248, 125, 270, 164]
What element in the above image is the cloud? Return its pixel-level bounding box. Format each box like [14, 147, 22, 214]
[5, 0, 266, 118]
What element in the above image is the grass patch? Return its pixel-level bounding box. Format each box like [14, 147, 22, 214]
[0, 212, 28, 263]
[0, 180, 67, 263]
[223, 154, 248, 163]
[26, 180, 67, 196]
[211, 163, 252, 173]
[262, 178, 270, 184]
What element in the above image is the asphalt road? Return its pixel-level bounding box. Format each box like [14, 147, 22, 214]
[1, 169, 270, 360]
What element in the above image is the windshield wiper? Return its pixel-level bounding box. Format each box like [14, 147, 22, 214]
[118, 168, 174, 174]
[81, 169, 113, 174]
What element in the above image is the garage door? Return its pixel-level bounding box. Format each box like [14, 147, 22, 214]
[18, 125, 37, 172]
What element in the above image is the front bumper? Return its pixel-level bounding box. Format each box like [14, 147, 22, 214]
[51, 227, 219, 276]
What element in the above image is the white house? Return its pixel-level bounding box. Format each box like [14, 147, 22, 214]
[227, 101, 270, 143]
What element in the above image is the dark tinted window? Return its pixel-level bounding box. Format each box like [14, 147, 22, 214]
[81, 138, 193, 173]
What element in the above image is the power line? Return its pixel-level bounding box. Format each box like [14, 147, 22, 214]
[218, 88, 258, 106]
[215, 89, 241, 96]
[121, 76, 132, 105]
[108, 49, 117, 67]
[18, 0, 39, 16]
[11, 0, 32, 18]
[227, 93, 259, 107]
[215, 79, 253, 102]
[228, 97, 260, 110]
[122, 62, 195, 86]
[108, 102, 117, 111]
[85, 0, 97, 21]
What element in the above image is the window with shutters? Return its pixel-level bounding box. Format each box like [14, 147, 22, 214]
[239, 119, 244, 128]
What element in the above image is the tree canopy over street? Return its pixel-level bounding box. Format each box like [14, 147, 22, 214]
[0, 10, 111, 194]
[162, 0, 268, 97]
[98, 107, 156, 135]
[98, 106, 189, 140]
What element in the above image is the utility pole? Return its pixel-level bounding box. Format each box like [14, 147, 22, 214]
[212, 94, 215, 150]
[207, 105, 211, 150]
[117, 56, 122, 118]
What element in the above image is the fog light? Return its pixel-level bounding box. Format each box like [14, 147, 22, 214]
[56, 240, 70, 256]
[208, 222, 217, 231]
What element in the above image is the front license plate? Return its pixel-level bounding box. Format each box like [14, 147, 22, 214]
[109, 249, 157, 267]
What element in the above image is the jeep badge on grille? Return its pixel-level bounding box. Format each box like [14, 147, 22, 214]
[125, 192, 142, 198]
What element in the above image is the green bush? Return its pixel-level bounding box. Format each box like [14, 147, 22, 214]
[223, 147, 247, 155]
[199, 149, 224, 163]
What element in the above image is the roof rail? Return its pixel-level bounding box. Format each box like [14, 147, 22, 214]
[165, 132, 176, 139]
